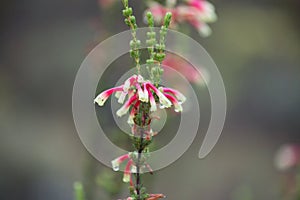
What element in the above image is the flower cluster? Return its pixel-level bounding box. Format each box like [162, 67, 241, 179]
[111, 153, 153, 185]
[111, 154, 135, 185]
[146, 0, 217, 37]
[93, 1, 189, 199]
[94, 74, 186, 121]
[94, 74, 185, 199]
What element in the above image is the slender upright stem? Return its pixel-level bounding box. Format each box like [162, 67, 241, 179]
[136, 126, 144, 200]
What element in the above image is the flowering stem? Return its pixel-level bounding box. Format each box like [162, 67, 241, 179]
[145, 12, 172, 86]
[136, 140, 143, 200]
[122, 0, 141, 74]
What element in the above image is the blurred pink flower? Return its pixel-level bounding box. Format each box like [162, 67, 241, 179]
[275, 144, 300, 171]
[146, 0, 217, 37]
[162, 53, 209, 86]
[98, 0, 116, 8]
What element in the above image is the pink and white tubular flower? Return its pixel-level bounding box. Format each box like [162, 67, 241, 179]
[136, 82, 147, 102]
[116, 94, 138, 117]
[127, 101, 140, 125]
[94, 85, 124, 106]
[164, 93, 183, 112]
[143, 82, 149, 103]
[111, 154, 136, 183]
[111, 154, 130, 171]
[148, 88, 157, 112]
[117, 91, 127, 104]
[124, 75, 137, 92]
[146, 82, 172, 108]
[160, 87, 186, 104]
[123, 159, 134, 183]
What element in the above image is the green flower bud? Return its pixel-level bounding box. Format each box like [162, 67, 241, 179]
[127, 7, 133, 15]
[130, 40, 135, 48]
[124, 18, 130, 26]
[146, 11, 154, 27]
[129, 16, 136, 24]
[136, 40, 141, 47]
[130, 49, 136, 57]
[164, 12, 172, 27]
[122, 7, 132, 17]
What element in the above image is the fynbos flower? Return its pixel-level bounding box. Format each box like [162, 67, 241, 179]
[94, 74, 186, 120]
[146, 0, 217, 37]
[92, 1, 198, 198]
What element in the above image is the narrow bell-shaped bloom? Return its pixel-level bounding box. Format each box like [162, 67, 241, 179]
[111, 154, 130, 171]
[127, 101, 140, 125]
[94, 85, 124, 106]
[131, 165, 137, 173]
[115, 91, 122, 98]
[136, 83, 147, 102]
[118, 91, 127, 104]
[164, 93, 183, 112]
[160, 87, 186, 104]
[146, 83, 172, 108]
[143, 83, 149, 103]
[148, 89, 157, 112]
[117, 95, 138, 117]
[127, 108, 136, 125]
[123, 75, 137, 92]
[123, 159, 133, 183]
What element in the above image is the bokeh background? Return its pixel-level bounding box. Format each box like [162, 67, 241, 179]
[1, 0, 300, 199]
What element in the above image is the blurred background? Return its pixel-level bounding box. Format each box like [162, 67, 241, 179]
[1, 0, 300, 199]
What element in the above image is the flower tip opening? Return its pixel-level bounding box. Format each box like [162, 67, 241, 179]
[111, 160, 120, 171]
[123, 173, 131, 183]
[150, 104, 157, 112]
[174, 104, 183, 112]
[94, 96, 105, 106]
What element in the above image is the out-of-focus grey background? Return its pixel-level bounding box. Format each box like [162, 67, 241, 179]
[1, 0, 300, 199]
